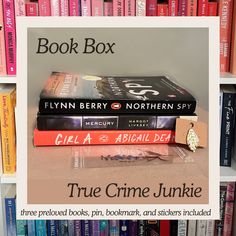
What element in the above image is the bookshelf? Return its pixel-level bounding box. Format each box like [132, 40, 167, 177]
[0, 5, 235, 235]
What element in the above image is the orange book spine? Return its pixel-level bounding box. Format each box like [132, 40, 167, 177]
[219, 0, 234, 73]
[230, 0, 236, 74]
[0, 88, 16, 174]
[34, 129, 175, 146]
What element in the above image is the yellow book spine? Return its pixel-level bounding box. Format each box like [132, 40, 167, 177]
[0, 88, 16, 174]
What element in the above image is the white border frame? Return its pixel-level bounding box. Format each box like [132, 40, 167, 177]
[16, 17, 220, 220]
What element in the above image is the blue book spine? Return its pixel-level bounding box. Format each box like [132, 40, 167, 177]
[81, 220, 90, 236]
[47, 220, 59, 236]
[17, 220, 27, 236]
[35, 220, 47, 236]
[68, 220, 74, 236]
[5, 197, 17, 236]
[27, 220, 36, 236]
[59, 220, 68, 236]
[119, 220, 129, 236]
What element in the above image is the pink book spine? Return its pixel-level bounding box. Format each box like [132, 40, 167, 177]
[136, 0, 145, 15]
[178, 0, 187, 15]
[168, 0, 178, 16]
[25, 2, 39, 16]
[125, 0, 135, 16]
[50, 0, 60, 15]
[113, 0, 124, 16]
[104, 1, 112, 15]
[38, 0, 51, 16]
[187, 0, 197, 16]
[157, 3, 168, 16]
[2, 0, 16, 75]
[14, 0, 25, 16]
[0, 0, 7, 75]
[198, 0, 208, 16]
[146, 0, 156, 16]
[81, 0, 91, 16]
[69, 0, 79, 15]
[60, 0, 69, 15]
[223, 182, 235, 236]
[92, 0, 103, 15]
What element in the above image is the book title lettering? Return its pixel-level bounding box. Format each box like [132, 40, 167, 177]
[36, 37, 116, 54]
[67, 182, 202, 199]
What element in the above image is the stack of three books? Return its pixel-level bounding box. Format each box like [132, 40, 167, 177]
[33, 72, 197, 166]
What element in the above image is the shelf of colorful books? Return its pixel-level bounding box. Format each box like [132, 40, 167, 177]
[220, 159, 236, 182]
[0, 76, 17, 84]
[0, 174, 17, 184]
[220, 74, 236, 84]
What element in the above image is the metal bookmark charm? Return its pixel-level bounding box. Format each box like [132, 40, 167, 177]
[186, 123, 199, 152]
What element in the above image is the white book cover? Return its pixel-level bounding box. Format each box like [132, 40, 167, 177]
[187, 220, 197, 236]
[178, 220, 187, 236]
[196, 220, 207, 236]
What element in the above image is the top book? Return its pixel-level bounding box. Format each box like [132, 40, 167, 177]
[39, 72, 196, 115]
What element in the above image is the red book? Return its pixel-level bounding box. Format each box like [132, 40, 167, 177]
[198, 0, 208, 16]
[208, 1, 218, 15]
[113, 0, 124, 15]
[104, 0, 113, 15]
[230, 0, 236, 74]
[146, 0, 156, 16]
[59, 0, 69, 15]
[168, 0, 178, 16]
[92, 0, 103, 15]
[178, 0, 187, 15]
[125, 0, 135, 16]
[38, 0, 51, 15]
[223, 182, 235, 236]
[2, 0, 16, 75]
[219, 0, 233, 73]
[157, 3, 168, 16]
[25, 2, 39, 16]
[187, 0, 197, 16]
[0, 0, 7, 75]
[69, 0, 79, 15]
[33, 129, 175, 146]
[160, 220, 170, 236]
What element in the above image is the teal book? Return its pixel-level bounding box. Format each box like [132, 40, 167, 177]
[36, 220, 47, 236]
[16, 220, 27, 236]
